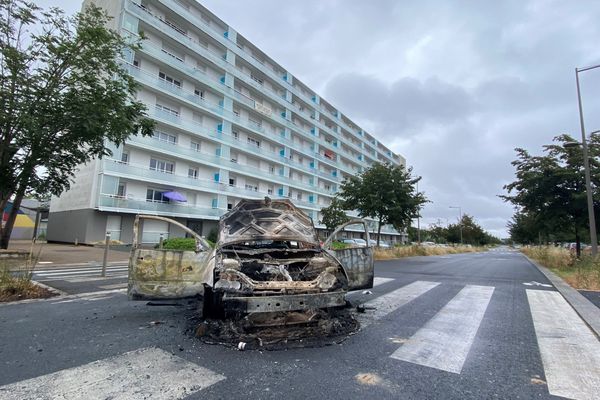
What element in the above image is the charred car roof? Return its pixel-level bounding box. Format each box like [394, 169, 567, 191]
[218, 198, 319, 247]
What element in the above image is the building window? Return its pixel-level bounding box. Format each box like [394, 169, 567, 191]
[233, 108, 240, 117]
[149, 158, 174, 174]
[229, 178, 236, 186]
[250, 73, 263, 85]
[248, 117, 261, 127]
[188, 168, 198, 179]
[146, 188, 168, 203]
[120, 152, 129, 164]
[227, 203, 233, 210]
[247, 137, 261, 148]
[155, 103, 179, 117]
[117, 183, 126, 198]
[296, 193, 302, 200]
[158, 71, 181, 87]
[324, 183, 331, 191]
[153, 130, 177, 144]
[267, 188, 273, 195]
[194, 88, 204, 98]
[232, 130, 239, 140]
[230, 156, 238, 163]
[160, 45, 183, 62]
[190, 141, 201, 152]
[245, 184, 258, 192]
[133, 59, 140, 67]
[163, 18, 186, 35]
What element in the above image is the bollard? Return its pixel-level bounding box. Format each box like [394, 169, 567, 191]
[159, 233, 164, 250]
[101, 232, 111, 277]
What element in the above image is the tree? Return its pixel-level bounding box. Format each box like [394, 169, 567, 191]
[320, 197, 350, 234]
[502, 134, 600, 256]
[337, 162, 427, 246]
[0, 1, 154, 248]
[446, 214, 500, 245]
[507, 211, 542, 245]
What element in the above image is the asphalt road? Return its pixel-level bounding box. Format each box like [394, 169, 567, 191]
[1, 249, 599, 399]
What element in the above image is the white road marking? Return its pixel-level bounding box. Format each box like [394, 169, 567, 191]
[390, 285, 495, 374]
[527, 290, 600, 400]
[523, 281, 552, 288]
[34, 267, 128, 275]
[0, 347, 224, 400]
[373, 277, 394, 287]
[37, 261, 53, 264]
[358, 281, 440, 327]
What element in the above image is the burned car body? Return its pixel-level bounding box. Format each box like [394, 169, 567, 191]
[128, 198, 374, 318]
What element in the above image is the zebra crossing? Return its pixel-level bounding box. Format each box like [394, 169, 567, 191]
[32, 264, 129, 282]
[358, 278, 600, 400]
[2, 276, 598, 400]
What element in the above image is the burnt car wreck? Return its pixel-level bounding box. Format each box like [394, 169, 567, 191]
[128, 198, 374, 330]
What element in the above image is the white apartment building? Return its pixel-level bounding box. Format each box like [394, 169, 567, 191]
[47, 0, 407, 244]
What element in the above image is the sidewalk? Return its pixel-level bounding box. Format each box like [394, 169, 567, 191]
[7, 240, 129, 267]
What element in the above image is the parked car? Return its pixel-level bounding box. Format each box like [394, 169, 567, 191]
[368, 239, 390, 248]
[342, 238, 368, 247]
[127, 198, 375, 320]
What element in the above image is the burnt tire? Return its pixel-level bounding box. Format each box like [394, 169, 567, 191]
[202, 286, 225, 319]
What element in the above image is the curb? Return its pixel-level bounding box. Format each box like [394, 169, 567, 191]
[32, 280, 69, 297]
[524, 254, 600, 338]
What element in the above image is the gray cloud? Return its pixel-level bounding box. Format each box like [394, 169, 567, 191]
[43, 0, 600, 237]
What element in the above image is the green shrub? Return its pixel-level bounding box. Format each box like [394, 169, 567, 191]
[330, 241, 349, 250]
[207, 228, 218, 244]
[156, 237, 196, 251]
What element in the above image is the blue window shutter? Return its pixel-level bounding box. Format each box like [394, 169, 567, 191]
[308, 195, 314, 203]
[309, 161, 315, 168]
[279, 168, 284, 176]
[220, 76, 225, 84]
[310, 127, 315, 135]
[281, 111, 286, 118]
[278, 188, 284, 196]
[311, 95, 317, 103]
[217, 123, 223, 132]
[332, 170, 337, 177]
[213, 173, 219, 182]
[212, 198, 218, 208]
[280, 130, 286, 138]
[224, 31, 229, 38]
[216, 148, 221, 156]
[279, 148, 285, 157]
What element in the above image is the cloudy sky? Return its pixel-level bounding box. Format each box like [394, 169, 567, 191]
[48, 0, 600, 237]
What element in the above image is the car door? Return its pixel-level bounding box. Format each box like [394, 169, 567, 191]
[128, 215, 214, 300]
[323, 219, 374, 290]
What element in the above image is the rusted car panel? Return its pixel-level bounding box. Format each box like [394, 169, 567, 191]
[127, 215, 214, 300]
[323, 220, 374, 290]
[218, 197, 319, 246]
[128, 199, 375, 316]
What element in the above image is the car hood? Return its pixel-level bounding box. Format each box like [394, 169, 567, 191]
[217, 198, 319, 247]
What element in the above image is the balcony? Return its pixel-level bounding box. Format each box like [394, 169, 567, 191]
[98, 193, 226, 219]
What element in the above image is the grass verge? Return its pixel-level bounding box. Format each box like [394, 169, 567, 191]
[374, 245, 485, 260]
[0, 246, 57, 303]
[521, 246, 600, 291]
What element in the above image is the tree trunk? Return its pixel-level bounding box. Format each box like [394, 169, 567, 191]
[575, 227, 581, 258]
[0, 189, 25, 249]
[376, 216, 382, 247]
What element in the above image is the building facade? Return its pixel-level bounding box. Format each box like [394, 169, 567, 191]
[48, 0, 406, 245]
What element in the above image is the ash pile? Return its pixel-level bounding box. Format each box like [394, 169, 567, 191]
[192, 306, 359, 350]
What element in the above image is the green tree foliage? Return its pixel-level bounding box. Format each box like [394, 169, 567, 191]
[411, 216, 500, 245]
[337, 162, 427, 246]
[320, 197, 350, 233]
[502, 134, 600, 255]
[0, 1, 154, 248]
[507, 211, 542, 245]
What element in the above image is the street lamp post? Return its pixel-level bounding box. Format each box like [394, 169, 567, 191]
[449, 206, 462, 244]
[575, 64, 600, 257]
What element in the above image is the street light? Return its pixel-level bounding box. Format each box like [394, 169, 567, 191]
[449, 206, 462, 244]
[574, 64, 600, 257]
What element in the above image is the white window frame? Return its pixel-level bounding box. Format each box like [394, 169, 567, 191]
[153, 130, 177, 144]
[149, 158, 174, 174]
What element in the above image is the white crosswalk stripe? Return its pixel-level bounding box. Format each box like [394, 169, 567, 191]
[0, 347, 225, 399]
[390, 285, 495, 374]
[527, 290, 600, 400]
[357, 281, 440, 327]
[32, 265, 128, 281]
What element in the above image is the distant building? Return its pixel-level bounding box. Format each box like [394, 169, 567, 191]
[48, 0, 407, 244]
[2, 199, 48, 241]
